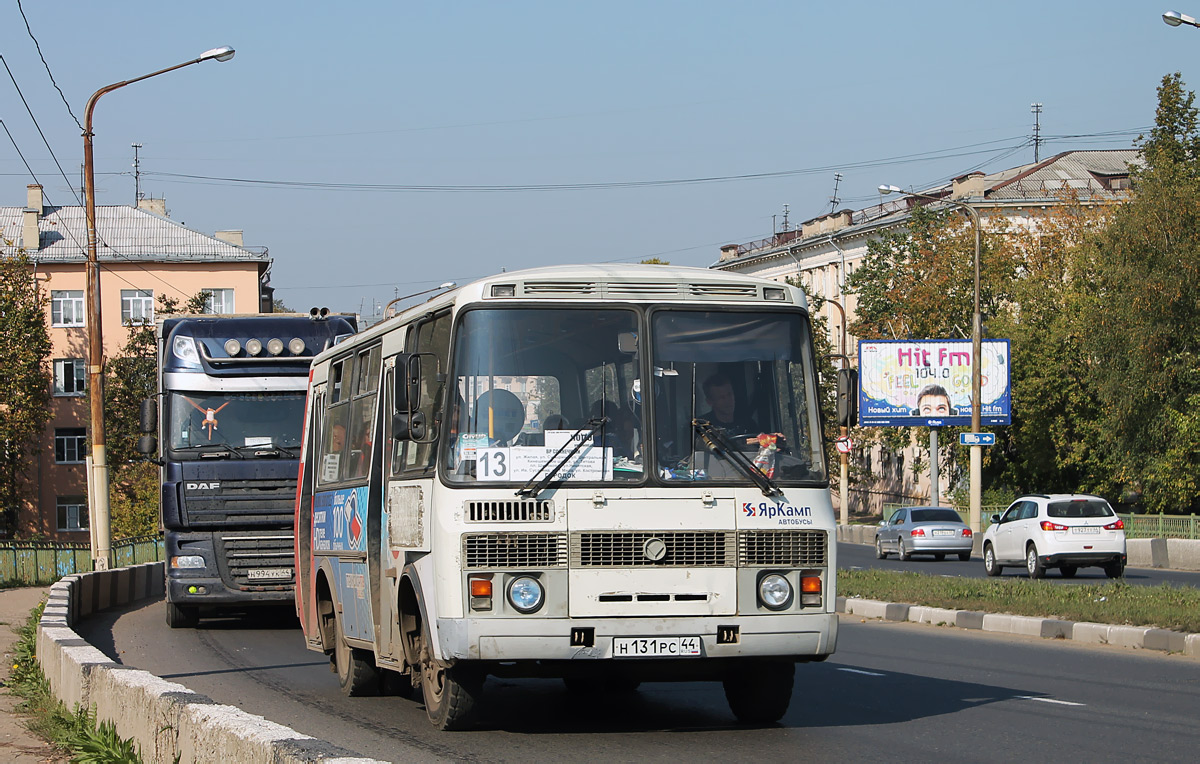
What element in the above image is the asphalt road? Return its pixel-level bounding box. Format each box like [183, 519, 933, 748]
[80, 594, 1200, 763]
[838, 541, 1200, 586]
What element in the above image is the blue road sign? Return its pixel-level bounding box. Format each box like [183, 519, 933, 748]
[959, 432, 996, 446]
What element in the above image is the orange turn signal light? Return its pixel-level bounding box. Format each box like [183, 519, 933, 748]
[470, 578, 493, 597]
[800, 576, 822, 593]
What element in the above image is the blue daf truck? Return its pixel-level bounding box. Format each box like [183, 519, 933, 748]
[138, 312, 356, 627]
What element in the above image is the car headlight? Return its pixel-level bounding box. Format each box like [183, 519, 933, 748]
[758, 573, 793, 610]
[507, 576, 544, 614]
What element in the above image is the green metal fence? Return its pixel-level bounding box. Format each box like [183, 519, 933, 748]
[0, 535, 164, 587]
[881, 502, 1199, 539]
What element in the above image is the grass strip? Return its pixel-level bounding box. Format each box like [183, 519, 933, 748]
[839, 568, 1200, 634]
[6, 601, 144, 763]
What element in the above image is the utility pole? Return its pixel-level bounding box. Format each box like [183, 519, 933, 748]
[131, 143, 143, 203]
[1031, 103, 1043, 163]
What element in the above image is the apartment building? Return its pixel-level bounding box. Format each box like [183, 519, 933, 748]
[0, 184, 271, 539]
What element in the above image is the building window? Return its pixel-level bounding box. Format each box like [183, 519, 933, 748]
[54, 428, 87, 463]
[203, 288, 235, 314]
[121, 289, 154, 325]
[51, 290, 85, 327]
[56, 496, 89, 532]
[53, 358, 86, 396]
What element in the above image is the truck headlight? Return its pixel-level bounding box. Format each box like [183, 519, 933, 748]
[172, 336, 199, 364]
[170, 555, 205, 569]
[758, 573, 793, 610]
[507, 576, 544, 614]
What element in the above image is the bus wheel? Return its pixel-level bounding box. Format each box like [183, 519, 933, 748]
[723, 660, 794, 724]
[334, 613, 380, 697]
[415, 624, 481, 730]
[165, 603, 199, 629]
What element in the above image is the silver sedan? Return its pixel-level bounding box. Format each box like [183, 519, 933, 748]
[875, 506, 974, 561]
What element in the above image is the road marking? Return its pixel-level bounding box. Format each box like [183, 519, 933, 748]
[838, 668, 885, 677]
[1017, 695, 1085, 706]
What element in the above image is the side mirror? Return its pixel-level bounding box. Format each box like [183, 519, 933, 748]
[136, 434, 158, 455]
[139, 398, 158, 433]
[392, 411, 427, 442]
[990, 513, 1002, 524]
[836, 368, 859, 426]
[394, 353, 422, 411]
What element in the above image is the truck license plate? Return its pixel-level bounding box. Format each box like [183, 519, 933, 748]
[612, 636, 701, 657]
[247, 567, 292, 581]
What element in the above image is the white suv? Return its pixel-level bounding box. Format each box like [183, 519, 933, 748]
[982, 494, 1127, 579]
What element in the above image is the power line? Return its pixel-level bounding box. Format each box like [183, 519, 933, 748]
[16, 0, 83, 132]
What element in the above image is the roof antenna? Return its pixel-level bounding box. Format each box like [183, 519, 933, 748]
[132, 143, 143, 204]
[829, 172, 843, 213]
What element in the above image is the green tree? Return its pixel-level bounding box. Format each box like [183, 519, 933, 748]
[1075, 72, 1200, 513]
[104, 292, 209, 535]
[0, 251, 51, 536]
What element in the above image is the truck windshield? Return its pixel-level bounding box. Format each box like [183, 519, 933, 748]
[166, 391, 306, 454]
[444, 307, 642, 485]
[651, 309, 826, 485]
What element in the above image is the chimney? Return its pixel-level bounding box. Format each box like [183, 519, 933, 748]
[719, 244, 740, 262]
[21, 209, 39, 252]
[952, 172, 986, 199]
[26, 184, 43, 216]
[138, 198, 168, 217]
[802, 209, 853, 238]
[214, 230, 244, 247]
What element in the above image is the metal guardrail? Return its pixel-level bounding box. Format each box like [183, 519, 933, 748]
[0, 535, 164, 586]
[881, 502, 1199, 539]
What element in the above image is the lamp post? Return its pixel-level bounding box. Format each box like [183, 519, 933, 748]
[82, 46, 235, 570]
[1164, 10, 1200, 27]
[878, 184, 984, 532]
[383, 281, 457, 316]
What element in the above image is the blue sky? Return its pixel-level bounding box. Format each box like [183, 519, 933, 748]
[0, 1, 1193, 315]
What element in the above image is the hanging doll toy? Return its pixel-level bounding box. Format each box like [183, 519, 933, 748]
[746, 432, 784, 479]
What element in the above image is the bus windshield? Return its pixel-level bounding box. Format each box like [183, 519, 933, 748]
[442, 306, 826, 487]
[166, 391, 306, 455]
[651, 309, 826, 485]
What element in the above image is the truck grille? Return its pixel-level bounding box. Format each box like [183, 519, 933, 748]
[463, 532, 568, 569]
[184, 477, 296, 527]
[571, 531, 734, 568]
[219, 533, 295, 590]
[467, 500, 554, 523]
[738, 529, 827, 567]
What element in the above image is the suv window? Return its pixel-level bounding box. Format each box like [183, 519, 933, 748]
[1048, 499, 1113, 518]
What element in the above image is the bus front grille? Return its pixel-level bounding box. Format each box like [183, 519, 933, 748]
[570, 531, 734, 568]
[738, 529, 827, 567]
[467, 500, 554, 523]
[463, 532, 568, 569]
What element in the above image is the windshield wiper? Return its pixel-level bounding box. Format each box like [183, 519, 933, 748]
[516, 416, 609, 499]
[176, 442, 244, 459]
[692, 419, 781, 497]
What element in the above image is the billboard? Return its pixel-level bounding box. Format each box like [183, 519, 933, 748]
[858, 339, 1011, 427]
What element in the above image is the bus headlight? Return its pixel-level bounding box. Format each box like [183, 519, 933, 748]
[507, 576, 544, 614]
[758, 573, 793, 610]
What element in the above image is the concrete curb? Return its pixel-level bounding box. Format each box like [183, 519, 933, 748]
[836, 596, 1200, 658]
[36, 562, 388, 764]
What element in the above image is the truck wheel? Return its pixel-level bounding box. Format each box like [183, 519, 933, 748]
[165, 603, 199, 629]
[415, 622, 482, 730]
[335, 613, 380, 697]
[723, 660, 794, 724]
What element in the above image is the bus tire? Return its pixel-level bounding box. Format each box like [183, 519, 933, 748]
[165, 603, 199, 629]
[335, 613, 380, 697]
[416, 623, 482, 730]
[723, 660, 794, 724]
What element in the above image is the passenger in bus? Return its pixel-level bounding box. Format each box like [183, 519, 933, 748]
[700, 373, 758, 435]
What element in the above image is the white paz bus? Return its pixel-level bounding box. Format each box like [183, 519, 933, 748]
[294, 264, 838, 729]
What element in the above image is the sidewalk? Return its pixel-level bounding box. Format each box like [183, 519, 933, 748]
[0, 586, 68, 763]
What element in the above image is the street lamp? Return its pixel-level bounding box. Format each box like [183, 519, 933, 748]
[82, 46, 235, 570]
[1164, 10, 1200, 27]
[383, 281, 457, 316]
[878, 184, 984, 532]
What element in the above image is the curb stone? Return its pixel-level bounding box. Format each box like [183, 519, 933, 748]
[837, 597, 1199, 657]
